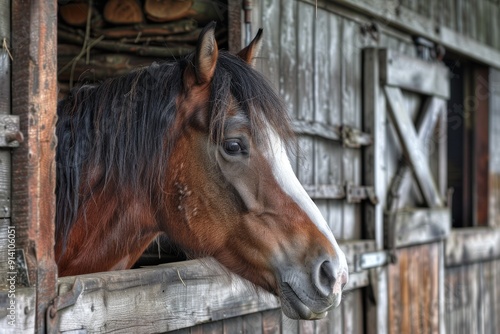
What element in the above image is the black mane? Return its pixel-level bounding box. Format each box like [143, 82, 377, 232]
[56, 51, 293, 247]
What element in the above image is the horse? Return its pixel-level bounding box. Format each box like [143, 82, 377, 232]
[55, 22, 348, 320]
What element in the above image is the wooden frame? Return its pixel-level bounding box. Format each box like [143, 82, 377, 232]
[51, 241, 373, 332]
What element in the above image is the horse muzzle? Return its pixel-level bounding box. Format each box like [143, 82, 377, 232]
[277, 256, 349, 320]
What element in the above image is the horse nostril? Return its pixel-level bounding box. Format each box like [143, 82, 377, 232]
[313, 260, 336, 298]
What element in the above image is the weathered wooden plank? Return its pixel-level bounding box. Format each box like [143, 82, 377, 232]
[297, 1, 314, 122]
[384, 86, 443, 208]
[261, 309, 281, 334]
[57, 259, 280, 333]
[222, 315, 244, 334]
[292, 120, 341, 142]
[363, 47, 389, 334]
[329, 0, 500, 68]
[327, 296, 343, 334]
[242, 312, 263, 334]
[342, 289, 363, 334]
[259, 0, 280, 89]
[445, 228, 500, 266]
[11, 1, 58, 331]
[279, 0, 297, 119]
[379, 49, 450, 99]
[387, 207, 450, 248]
[227, 0, 242, 53]
[0, 287, 36, 333]
[314, 9, 334, 232]
[341, 18, 362, 240]
[387, 97, 446, 211]
[389, 243, 440, 334]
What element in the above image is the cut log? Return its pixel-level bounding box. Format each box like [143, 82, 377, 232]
[104, 0, 143, 24]
[59, 2, 90, 27]
[144, 0, 193, 22]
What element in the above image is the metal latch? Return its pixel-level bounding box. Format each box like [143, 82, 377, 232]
[354, 250, 397, 272]
[346, 183, 379, 204]
[46, 279, 84, 334]
[340, 125, 372, 148]
[0, 115, 23, 147]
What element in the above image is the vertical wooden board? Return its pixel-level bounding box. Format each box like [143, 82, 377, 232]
[0, 53, 10, 116]
[388, 257, 401, 334]
[480, 261, 493, 334]
[326, 14, 344, 241]
[259, 0, 280, 89]
[313, 8, 330, 125]
[389, 244, 440, 334]
[340, 18, 362, 239]
[408, 246, 422, 334]
[222, 315, 244, 333]
[297, 136, 314, 186]
[243, 312, 263, 334]
[281, 316, 299, 334]
[262, 309, 281, 334]
[297, 1, 314, 121]
[342, 289, 363, 334]
[313, 314, 330, 334]
[327, 298, 343, 334]
[279, 0, 297, 119]
[298, 319, 314, 334]
[200, 320, 224, 334]
[313, 8, 332, 226]
[492, 4, 500, 49]
[495, 260, 500, 333]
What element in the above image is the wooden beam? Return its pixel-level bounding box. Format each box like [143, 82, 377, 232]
[384, 86, 444, 208]
[363, 47, 389, 334]
[445, 228, 500, 266]
[379, 49, 450, 99]
[387, 207, 451, 248]
[11, 1, 58, 331]
[55, 253, 368, 333]
[387, 97, 447, 211]
[327, 0, 500, 69]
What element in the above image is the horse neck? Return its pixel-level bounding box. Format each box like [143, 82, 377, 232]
[56, 187, 160, 276]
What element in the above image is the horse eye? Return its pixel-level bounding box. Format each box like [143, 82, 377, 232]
[223, 140, 244, 155]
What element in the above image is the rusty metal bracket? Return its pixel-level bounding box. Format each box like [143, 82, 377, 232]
[0, 115, 23, 148]
[346, 183, 379, 204]
[46, 279, 84, 334]
[340, 125, 372, 148]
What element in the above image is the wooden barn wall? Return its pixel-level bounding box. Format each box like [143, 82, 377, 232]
[233, 1, 420, 333]
[444, 258, 500, 334]
[400, 0, 500, 51]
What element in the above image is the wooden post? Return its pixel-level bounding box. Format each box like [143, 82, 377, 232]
[11, 0, 58, 332]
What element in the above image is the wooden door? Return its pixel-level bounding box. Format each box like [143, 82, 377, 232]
[364, 48, 451, 334]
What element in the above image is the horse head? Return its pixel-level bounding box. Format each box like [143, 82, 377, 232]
[164, 23, 348, 319]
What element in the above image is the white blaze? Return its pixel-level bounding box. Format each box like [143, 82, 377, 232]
[266, 130, 347, 270]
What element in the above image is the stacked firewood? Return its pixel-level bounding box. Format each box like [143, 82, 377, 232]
[57, 0, 227, 90]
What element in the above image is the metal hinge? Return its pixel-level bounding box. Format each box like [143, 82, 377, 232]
[346, 183, 379, 205]
[46, 279, 84, 334]
[0, 115, 23, 148]
[354, 250, 397, 272]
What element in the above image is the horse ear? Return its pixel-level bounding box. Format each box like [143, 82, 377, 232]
[237, 29, 263, 66]
[194, 22, 219, 84]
